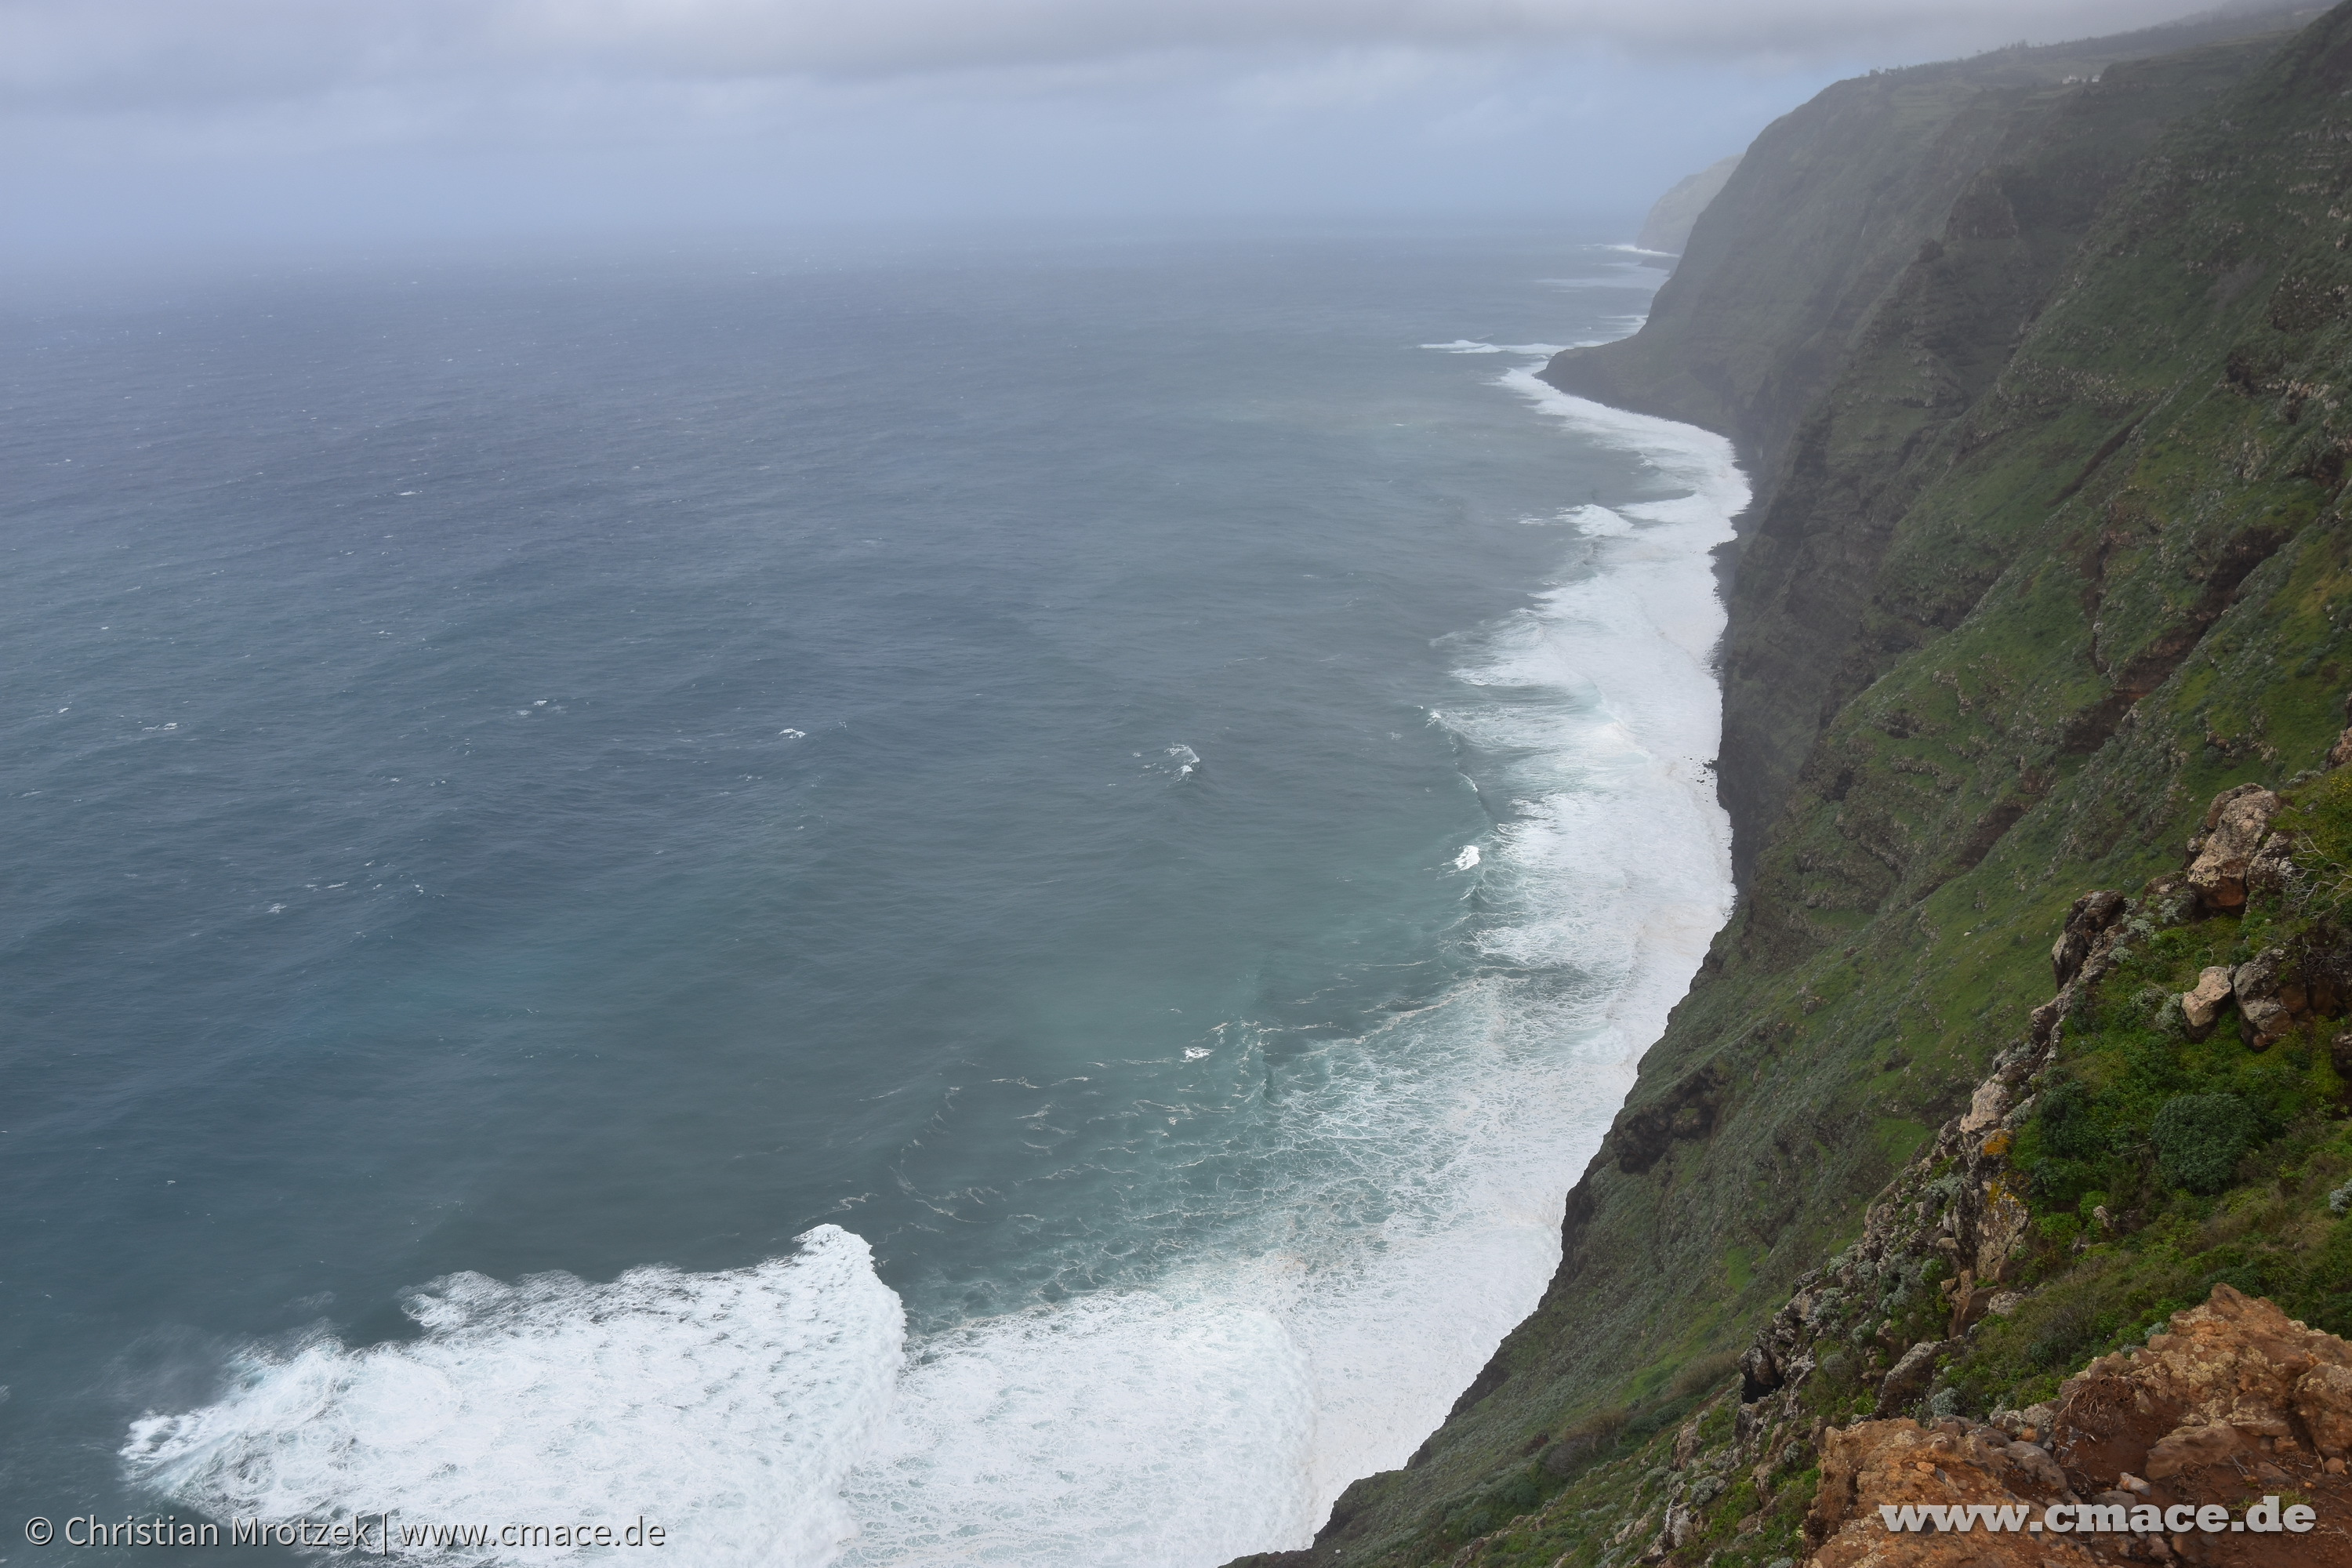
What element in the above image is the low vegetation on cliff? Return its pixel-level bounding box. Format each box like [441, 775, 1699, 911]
[1252, 771, 2352, 1566]
[1233, 3, 2352, 1564]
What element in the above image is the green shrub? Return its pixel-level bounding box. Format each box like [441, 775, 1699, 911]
[2152, 1094, 2256, 1193]
[2025, 1296, 2100, 1369]
[2277, 768, 2352, 913]
[2036, 1211, 2084, 1249]
[2307, 1293, 2352, 1338]
[2038, 1080, 2104, 1160]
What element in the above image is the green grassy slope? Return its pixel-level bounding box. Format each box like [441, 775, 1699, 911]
[1715, 38, 2290, 875]
[1238, 4, 2352, 1563]
[1541, 8, 2325, 499]
[1943, 783, 2352, 1417]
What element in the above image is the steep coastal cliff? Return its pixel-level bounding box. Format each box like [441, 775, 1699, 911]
[1544, 9, 2324, 508]
[1635, 158, 1740, 257]
[1554, 8, 2327, 867]
[1234, 2, 2352, 1564]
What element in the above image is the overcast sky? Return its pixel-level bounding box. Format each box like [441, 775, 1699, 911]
[0, 0, 2284, 270]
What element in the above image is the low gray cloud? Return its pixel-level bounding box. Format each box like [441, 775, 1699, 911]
[0, 0, 2243, 113]
[0, 0, 2286, 270]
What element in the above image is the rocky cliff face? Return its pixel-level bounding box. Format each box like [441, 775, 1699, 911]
[1805, 1278, 2352, 1567]
[1229, 3, 2352, 1565]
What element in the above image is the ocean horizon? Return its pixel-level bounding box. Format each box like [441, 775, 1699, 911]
[1, 223, 1740, 1566]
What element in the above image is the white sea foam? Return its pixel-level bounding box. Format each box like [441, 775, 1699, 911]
[122, 1227, 902, 1566]
[1418, 340, 1569, 356]
[1451, 844, 1482, 870]
[1450, 368, 1744, 1057]
[1562, 503, 1632, 537]
[834, 971, 1657, 1567]
[122, 356, 1744, 1568]
[121, 993, 1646, 1567]
[1531, 276, 1658, 291]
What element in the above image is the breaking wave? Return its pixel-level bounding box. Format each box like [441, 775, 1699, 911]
[121, 365, 1744, 1568]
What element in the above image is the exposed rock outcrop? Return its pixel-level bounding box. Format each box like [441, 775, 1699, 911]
[2187, 786, 2282, 912]
[2231, 947, 2300, 1051]
[1610, 1063, 1730, 1176]
[2052, 1285, 2352, 1483]
[1806, 1285, 2352, 1566]
[2182, 965, 2234, 1036]
[2053, 890, 2130, 987]
[1807, 1417, 2095, 1568]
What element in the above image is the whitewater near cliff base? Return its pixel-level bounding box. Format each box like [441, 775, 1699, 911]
[1, 231, 1735, 1566]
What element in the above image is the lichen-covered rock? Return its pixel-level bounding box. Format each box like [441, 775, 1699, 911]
[1666, 864, 2348, 1568]
[1735, 908, 2112, 1433]
[2248, 831, 2300, 900]
[1875, 1341, 1944, 1418]
[2187, 785, 2281, 910]
[2051, 890, 2127, 987]
[2299, 1363, 2352, 1458]
[1967, 1182, 2031, 1287]
[1672, 1410, 1708, 1469]
[1958, 1078, 2009, 1134]
[2233, 948, 2303, 1050]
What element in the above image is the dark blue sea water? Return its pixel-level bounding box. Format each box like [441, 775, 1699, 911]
[0, 227, 1739, 1566]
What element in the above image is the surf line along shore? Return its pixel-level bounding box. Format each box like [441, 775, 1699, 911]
[106, 292, 1748, 1568]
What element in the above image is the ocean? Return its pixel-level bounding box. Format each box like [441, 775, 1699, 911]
[0, 226, 1740, 1566]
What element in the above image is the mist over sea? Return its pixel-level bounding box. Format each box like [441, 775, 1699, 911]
[1, 227, 1739, 1566]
